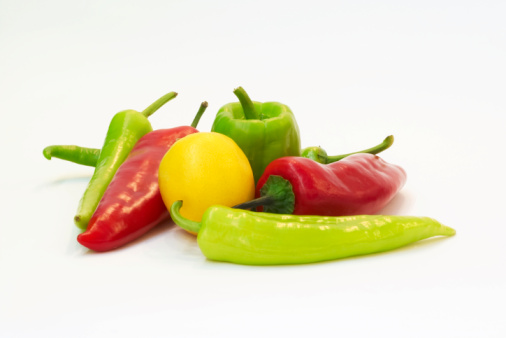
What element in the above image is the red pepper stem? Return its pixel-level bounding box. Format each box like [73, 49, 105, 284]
[233, 86, 258, 120]
[141, 91, 178, 118]
[233, 195, 277, 210]
[191, 101, 208, 128]
[233, 175, 295, 214]
[326, 135, 394, 163]
[170, 201, 202, 234]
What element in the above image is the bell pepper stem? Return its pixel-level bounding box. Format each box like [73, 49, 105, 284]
[190, 101, 208, 128]
[326, 135, 394, 163]
[170, 200, 202, 233]
[142, 91, 178, 118]
[233, 87, 258, 120]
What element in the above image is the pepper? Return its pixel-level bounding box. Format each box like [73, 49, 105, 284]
[170, 201, 456, 265]
[74, 91, 177, 230]
[235, 153, 407, 216]
[158, 131, 255, 226]
[77, 102, 207, 252]
[43, 145, 100, 167]
[211, 87, 301, 183]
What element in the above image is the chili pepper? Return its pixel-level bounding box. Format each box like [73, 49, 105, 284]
[235, 153, 407, 216]
[43, 145, 100, 167]
[77, 102, 207, 252]
[170, 201, 456, 265]
[74, 91, 177, 230]
[301, 135, 394, 164]
[211, 87, 301, 183]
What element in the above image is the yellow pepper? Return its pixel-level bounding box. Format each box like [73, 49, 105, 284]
[158, 132, 255, 232]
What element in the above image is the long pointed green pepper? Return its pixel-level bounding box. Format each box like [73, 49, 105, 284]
[74, 91, 177, 230]
[170, 201, 456, 265]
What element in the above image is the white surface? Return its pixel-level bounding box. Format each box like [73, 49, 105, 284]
[1, 1, 505, 337]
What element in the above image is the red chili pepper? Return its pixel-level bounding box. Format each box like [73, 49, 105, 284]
[235, 153, 406, 216]
[77, 102, 207, 252]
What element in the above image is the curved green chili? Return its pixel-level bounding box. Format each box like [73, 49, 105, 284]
[170, 201, 456, 265]
[74, 91, 177, 230]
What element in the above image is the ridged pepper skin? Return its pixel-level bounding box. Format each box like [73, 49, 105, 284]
[211, 87, 301, 183]
[255, 153, 407, 216]
[77, 127, 198, 252]
[170, 202, 456, 265]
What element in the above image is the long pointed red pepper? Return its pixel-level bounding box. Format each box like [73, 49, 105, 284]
[235, 153, 406, 216]
[77, 102, 208, 252]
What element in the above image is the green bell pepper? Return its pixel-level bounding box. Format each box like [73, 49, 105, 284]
[211, 87, 301, 183]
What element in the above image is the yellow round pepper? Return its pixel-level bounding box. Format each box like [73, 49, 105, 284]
[158, 132, 255, 231]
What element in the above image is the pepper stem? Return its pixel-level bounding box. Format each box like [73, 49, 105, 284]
[302, 135, 395, 164]
[233, 87, 258, 120]
[326, 135, 394, 163]
[170, 200, 202, 233]
[233, 195, 277, 210]
[190, 101, 208, 128]
[43, 145, 100, 167]
[233, 175, 295, 214]
[141, 91, 178, 118]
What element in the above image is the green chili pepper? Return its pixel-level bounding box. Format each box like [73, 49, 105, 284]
[170, 201, 456, 265]
[211, 87, 301, 183]
[74, 91, 177, 230]
[43, 145, 100, 167]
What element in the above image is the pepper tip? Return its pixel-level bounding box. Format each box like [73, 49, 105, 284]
[42, 148, 52, 160]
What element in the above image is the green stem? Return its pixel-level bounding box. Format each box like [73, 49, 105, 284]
[191, 101, 208, 128]
[141, 91, 178, 118]
[233, 175, 295, 214]
[326, 135, 394, 163]
[233, 195, 276, 210]
[233, 87, 258, 120]
[43, 145, 100, 167]
[170, 200, 202, 233]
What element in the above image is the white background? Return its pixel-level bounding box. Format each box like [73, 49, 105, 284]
[1, 1, 505, 337]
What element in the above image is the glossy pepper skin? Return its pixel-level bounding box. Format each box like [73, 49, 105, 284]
[74, 92, 177, 230]
[211, 87, 300, 183]
[251, 153, 407, 216]
[77, 103, 207, 252]
[170, 201, 456, 265]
